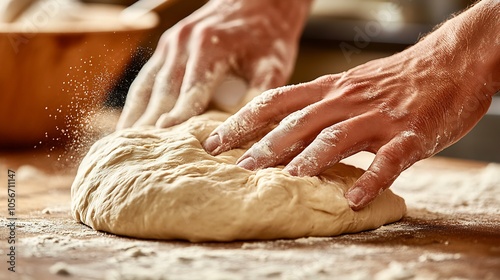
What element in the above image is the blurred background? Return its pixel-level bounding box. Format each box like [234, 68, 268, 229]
[1, 0, 498, 162]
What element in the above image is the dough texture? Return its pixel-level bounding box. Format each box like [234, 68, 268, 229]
[71, 112, 406, 242]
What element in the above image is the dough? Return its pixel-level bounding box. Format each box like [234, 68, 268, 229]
[71, 111, 406, 242]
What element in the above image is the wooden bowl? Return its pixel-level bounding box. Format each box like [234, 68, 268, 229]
[0, 3, 158, 148]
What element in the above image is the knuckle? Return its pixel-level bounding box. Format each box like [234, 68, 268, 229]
[396, 131, 427, 161]
[178, 23, 195, 38]
[190, 103, 205, 115]
[339, 81, 371, 99]
[217, 114, 247, 141]
[251, 85, 292, 115]
[158, 32, 170, 48]
[253, 64, 287, 89]
[251, 89, 278, 108]
[278, 108, 309, 131]
[377, 148, 403, 173]
[315, 74, 337, 86]
[250, 139, 276, 161]
[314, 75, 336, 95]
[281, 140, 306, 160]
[317, 126, 343, 146]
[166, 23, 195, 44]
[315, 74, 372, 98]
[152, 78, 168, 94]
[318, 71, 371, 99]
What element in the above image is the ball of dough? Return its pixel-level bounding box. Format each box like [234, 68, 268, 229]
[71, 111, 406, 242]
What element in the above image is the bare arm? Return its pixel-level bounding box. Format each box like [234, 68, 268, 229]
[203, 0, 500, 210]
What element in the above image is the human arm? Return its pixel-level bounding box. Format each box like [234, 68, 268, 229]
[203, 0, 500, 210]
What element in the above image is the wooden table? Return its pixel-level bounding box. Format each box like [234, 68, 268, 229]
[0, 110, 499, 280]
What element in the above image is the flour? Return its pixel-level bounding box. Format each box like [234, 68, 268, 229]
[292, 237, 337, 244]
[249, 139, 275, 159]
[5, 150, 496, 280]
[49, 262, 72, 276]
[418, 253, 461, 262]
[210, 35, 219, 44]
[249, 84, 292, 113]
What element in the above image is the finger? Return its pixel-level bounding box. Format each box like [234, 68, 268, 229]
[155, 46, 229, 128]
[283, 114, 376, 176]
[116, 54, 163, 129]
[235, 99, 355, 170]
[345, 131, 422, 211]
[133, 41, 187, 127]
[202, 80, 326, 155]
[154, 23, 230, 128]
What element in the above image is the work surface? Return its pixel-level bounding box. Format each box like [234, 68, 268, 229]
[0, 110, 499, 280]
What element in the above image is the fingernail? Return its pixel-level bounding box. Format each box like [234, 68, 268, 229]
[346, 188, 365, 210]
[203, 134, 221, 154]
[237, 157, 257, 171]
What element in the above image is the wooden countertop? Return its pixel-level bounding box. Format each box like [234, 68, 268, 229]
[0, 109, 498, 280]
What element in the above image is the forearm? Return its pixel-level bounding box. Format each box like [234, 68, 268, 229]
[261, 0, 314, 39]
[415, 0, 500, 97]
[452, 0, 499, 96]
[469, 0, 500, 96]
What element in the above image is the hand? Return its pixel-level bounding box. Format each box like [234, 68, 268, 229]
[116, 0, 312, 129]
[203, 0, 500, 210]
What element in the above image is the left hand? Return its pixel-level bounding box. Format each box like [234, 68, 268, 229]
[116, 0, 312, 129]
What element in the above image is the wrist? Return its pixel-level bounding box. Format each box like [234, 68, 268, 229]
[424, 0, 500, 97]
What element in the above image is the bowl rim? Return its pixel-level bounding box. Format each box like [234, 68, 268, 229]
[0, 4, 159, 34]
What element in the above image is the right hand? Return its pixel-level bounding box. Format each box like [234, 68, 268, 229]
[116, 0, 312, 129]
[202, 0, 500, 210]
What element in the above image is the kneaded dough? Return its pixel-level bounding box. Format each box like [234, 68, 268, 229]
[71, 111, 406, 242]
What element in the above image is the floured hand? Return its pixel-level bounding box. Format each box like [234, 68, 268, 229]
[203, 0, 500, 210]
[116, 0, 312, 129]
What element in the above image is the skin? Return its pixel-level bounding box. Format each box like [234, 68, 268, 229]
[202, 0, 500, 210]
[116, 0, 312, 129]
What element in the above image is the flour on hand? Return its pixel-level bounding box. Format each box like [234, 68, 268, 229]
[71, 111, 406, 242]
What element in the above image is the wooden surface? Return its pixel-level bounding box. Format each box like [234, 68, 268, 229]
[0, 110, 499, 280]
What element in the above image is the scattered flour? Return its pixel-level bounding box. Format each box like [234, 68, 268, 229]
[374, 261, 416, 280]
[392, 163, 500, 215]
